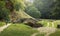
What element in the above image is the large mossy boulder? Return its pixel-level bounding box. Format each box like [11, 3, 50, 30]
[23, 18, 43, 28]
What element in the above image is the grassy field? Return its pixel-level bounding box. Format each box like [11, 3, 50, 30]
[0, 22, 5, 27]
[49, 29, 60, 36]
[16, 10, 33, 19]
[0, 24, 38, 36]
[0, 19, 60, 36]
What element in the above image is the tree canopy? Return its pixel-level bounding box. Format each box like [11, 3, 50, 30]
[0, 0, 60, 21]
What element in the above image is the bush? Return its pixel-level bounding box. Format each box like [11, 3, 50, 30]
[0, 1, 10, 21]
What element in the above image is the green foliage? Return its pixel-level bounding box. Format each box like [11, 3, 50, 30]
[33, 0, 54, 11]
[0, 1, 10, 21]
[0, 0, 25, 21]
[10, 0, 25, 11]
[33, 0, 60, 19]
[50, 0, 60, 19]
[14, 3, 21, 11]
[25, 6, 41, 18]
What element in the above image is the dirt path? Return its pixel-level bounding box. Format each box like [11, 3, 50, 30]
[31, 27, 57, 36]
[0, 23, 11, 32]
[38, 27, 57, 36]
[31, 33, 38, 36]
[31, 22, 56, 36]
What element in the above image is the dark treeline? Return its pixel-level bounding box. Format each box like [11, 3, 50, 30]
[25, 0, 60, 19]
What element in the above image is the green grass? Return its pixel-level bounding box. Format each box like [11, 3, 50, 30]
[53, 22, 57, 28]
[53, 20, 60, 28]
[49, 22, 51, 27]
[37, 20, 48, 27]
[0, 24, 38, 36]
[16, 10, 33, 18]
[37, 19, 60, 27]
[36, 33, 45, 36]
[49, 29, 60, 36]
[0, 22, 5, 27]
[0, 19, 60, 36]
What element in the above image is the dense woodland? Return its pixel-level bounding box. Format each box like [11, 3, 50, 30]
[0, 0, 60, 22]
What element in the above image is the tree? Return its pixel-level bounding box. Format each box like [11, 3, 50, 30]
[25, 5, 41, 18]
[0, 0, 25, 21]
[50, 0, 60, 19]
[0, 1, 10, 21]
[33, 0, 55, 19]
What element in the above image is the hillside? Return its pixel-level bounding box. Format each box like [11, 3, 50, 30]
[17, 10, 33, 19]
[10, 10, 37, 22]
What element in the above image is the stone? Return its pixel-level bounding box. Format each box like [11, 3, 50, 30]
[57, 24, 60, 28]
[23, 18, 43, 28]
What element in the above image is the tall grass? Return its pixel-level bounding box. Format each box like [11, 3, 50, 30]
[37, 19, 60, 27]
